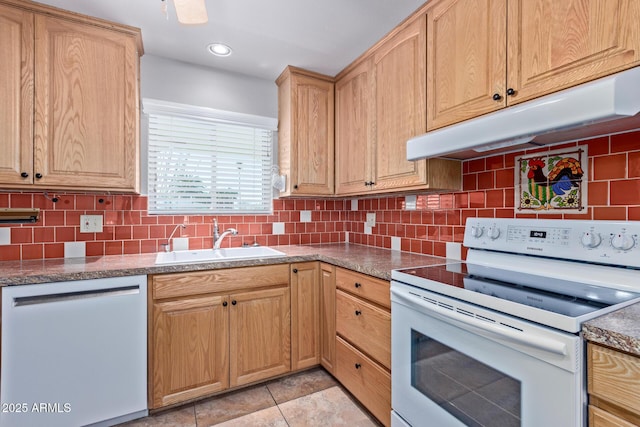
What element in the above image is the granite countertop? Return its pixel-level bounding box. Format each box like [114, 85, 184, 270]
[0, 243, 448, 286]
[2, 242, 637, 356]
[582, 304, 640, 357]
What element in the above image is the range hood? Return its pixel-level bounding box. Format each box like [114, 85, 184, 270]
[407, 67, 640, 160]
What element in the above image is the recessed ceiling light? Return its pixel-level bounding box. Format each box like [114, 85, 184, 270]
[207, 43, 232, 57]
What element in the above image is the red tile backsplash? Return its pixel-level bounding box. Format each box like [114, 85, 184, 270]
[1, 130, 639, 261]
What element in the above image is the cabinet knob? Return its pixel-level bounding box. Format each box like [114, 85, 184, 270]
[354, 282, 361, 288]
[35, 173, 43, 179]
[292, 268, 298, 273]
[492, 93, 502, 101]
[369, 181, 375, 186]
[231, 300, 237, 305]
[293, 184, 299, 190]
[506, 88, 516, 96]
[355, 310, 362, 316]
[355, 363, 361, 369]
[20, 172, 29, 178]
[222, 301, 228, 307]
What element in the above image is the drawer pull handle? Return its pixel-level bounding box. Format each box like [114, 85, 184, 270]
[355, 363, 361, 369]
[354, 282, 361, 288]
[355, 310, 362, 316]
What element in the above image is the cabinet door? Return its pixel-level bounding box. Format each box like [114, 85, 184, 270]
[319, 263, 336, 374]
[335, 59, 375, 195]
[507, 0, 640, 105]
[427, 0, 507, 130]
[151, 295, 229, 408]
[373, 15, 428, 190]
[0, 5, 33, 185]
[291, 262, 320, 370]
[230, 286, 291, 387]
[33, 15, 139, 192]
[289, 72, 335, 195]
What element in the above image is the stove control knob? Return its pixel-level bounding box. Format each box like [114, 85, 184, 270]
[611, 233, 636, 251]
[580, 232, 602, 248]
[487, 226, 501, 240]
[470, 225, 483, 238]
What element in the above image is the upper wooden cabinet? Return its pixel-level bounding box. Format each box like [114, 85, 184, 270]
[427, 0, 640, 131]
[277, 66, 335, 196]
[0, 4, 34, 186]
[335, 59, 374, 195]
[0, 0, 142, 192]
[335, 15, 461, 195]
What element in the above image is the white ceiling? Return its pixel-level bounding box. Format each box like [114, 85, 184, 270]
[34, 0, 426, 81]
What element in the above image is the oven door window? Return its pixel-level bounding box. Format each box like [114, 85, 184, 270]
[411, 329, 521, 427]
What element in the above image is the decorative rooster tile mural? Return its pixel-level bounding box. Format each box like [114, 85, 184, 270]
[515, 146, 588, 213]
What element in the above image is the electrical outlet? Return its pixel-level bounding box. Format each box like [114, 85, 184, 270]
[80, 215, 103, 233]
[365, 212, 376, 227]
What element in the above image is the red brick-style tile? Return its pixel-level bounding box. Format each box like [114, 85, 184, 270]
[0, 245, 20, 261]
[593, 154, 627, 180]
[10, 193, 33, 208]
[610, 179, 640, 205]
[11, 228, 32, 244]
[588, 181, 609, 206]
[468, 158, 485, 173]
[34, 227, 55, 243]
[629, 207, 640, 221]
[611, 130, 640, 153]
[584, 136, 610, 156]
[86, 242, 105, 257]
[629, 151, 640, 178]
[477, 171, 494, 190]
[593, 206, 627, 220]
[44, 243, 64, 259]
[495, 169, 514, 188]
[22, 244, 43, 260]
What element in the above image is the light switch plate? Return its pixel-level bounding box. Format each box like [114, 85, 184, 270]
[80, 215, 103, 233]
[405, 195, 417, 210]
[272, 222, 285, 235]
[365, 212, 376, 227]
[391, 236, 401, 251]
[0, 228, 10, 245]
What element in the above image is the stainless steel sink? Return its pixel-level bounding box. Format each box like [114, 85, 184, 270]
[155, 246, 287, 265]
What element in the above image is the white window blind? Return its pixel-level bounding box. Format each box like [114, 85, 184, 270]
[145, 100, 276, 215]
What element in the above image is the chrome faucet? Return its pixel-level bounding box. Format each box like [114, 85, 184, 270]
[213, 218, 238, 249]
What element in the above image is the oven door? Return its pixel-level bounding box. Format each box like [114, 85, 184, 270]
[391, 281, 584, 427]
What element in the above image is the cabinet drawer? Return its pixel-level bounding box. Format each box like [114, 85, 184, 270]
[336, 289, 390, 368]
[588, 343, 640, 415]
[152, 264, 290, 299]
[336, 336, 390, 427]
[335, 268, 390, 308]
[589, 405, 637, 427]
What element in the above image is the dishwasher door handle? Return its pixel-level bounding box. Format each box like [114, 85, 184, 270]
[13, 285, 140, 307]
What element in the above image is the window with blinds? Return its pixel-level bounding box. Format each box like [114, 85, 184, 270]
[145, 100, 276, 215]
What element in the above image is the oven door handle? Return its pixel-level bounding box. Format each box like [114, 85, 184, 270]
[394, 290, 568, 356]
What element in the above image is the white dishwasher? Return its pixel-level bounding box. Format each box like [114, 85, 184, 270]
[1, 275, 148, 427]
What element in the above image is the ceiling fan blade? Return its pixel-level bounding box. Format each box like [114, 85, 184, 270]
[173, 0, 208, 25]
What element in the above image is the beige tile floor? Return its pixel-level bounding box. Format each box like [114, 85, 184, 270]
[120, 368, 381, 427]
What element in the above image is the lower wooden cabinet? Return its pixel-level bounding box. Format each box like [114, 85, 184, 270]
[320, 263, 336, 374]
[290, 262, 320, 370]
[149, 265, 290, 409]
[588, 343, 640, 426]
[152, 294, 230, 407]
[333, 267, 391, 426]
[336, 336, 391, 427]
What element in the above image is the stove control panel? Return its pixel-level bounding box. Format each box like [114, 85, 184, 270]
[463, 218, 640, 268]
